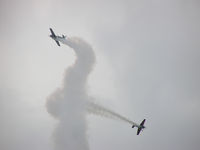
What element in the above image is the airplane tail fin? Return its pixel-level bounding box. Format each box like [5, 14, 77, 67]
[137, 119, 146, 135]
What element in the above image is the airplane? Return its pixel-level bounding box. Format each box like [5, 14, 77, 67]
[49, 28, 66, 46]
[132, 119, 146, 135]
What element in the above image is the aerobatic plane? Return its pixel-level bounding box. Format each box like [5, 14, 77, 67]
[132, 119, 146, 135]
[49, 28, 66, 46]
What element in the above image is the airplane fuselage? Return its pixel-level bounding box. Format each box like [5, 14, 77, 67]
[50, 35, 63, 40]
[132, 124, 145, 129]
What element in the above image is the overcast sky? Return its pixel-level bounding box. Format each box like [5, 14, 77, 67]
[0, 0, 200, 150]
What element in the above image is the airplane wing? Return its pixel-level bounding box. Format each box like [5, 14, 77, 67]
[137, 128, 142, 135]
[50, 28, 56, 37]
[137, 119, 146, 135]
[140, 119, 145, 126]
[56, 40, 60, 46]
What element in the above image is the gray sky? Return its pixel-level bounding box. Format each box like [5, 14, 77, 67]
[0, 0, 200, 150]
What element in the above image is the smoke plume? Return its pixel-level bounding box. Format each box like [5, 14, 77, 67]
[46, 37, 95, 150]
[87, 101, 138, 126]
[46, 37, 137, 150]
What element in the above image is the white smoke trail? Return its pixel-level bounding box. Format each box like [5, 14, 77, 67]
[46, 37, 95, 150]
[87, 101, 139, 126]
[46, 36, 138, 150]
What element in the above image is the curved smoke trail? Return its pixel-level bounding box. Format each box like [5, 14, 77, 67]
[46, 37, 95, 150]
[46, 36, 137, 150]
